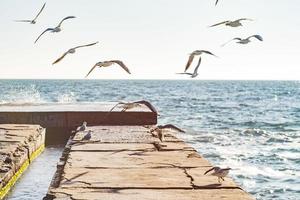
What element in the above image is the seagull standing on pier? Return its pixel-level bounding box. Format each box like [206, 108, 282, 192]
[209, 18, 253, 28]
[204, 166, 232, 183]
[184, 50, 217, 72]
[15, 3, 46, 24]
[85, 60, 131, 78]
[52, 42, 99, 65]
[76, 121, 87, 132]
[222, 35, 263, 47]
[177, 57, 201, 78]
[34, 16, 76, 43]
[82, 130, 92, 141]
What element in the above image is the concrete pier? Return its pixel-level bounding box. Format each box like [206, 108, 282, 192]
[44, 125, 253, 200]
[0, 102, 157, 144]
[0, 124, 45, 199]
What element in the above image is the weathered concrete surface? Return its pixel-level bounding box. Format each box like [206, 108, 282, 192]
[0, 103, 157, 128]
[45, 126, 253, 200]
[0, 124, 45, 199]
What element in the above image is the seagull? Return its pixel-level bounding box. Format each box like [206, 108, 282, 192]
[184, 50, 217, 72]
[209, 18, 253, 28]
[52, 42, 99, 65]
[222, 35, 263, 47]
[82, 130, 92, 141]
[151, 124, 185, 142]
[109, 100, 158, 113]
[204, 167, 232, 183]
[34, 16, 76, 43]
[15, 3, 46, 24]
[85, 60, 131, 78]
[76, 121, 87, 133]
[177, 57, 201, 78]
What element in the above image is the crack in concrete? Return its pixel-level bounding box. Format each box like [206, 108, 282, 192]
[183, 168, 196, 188]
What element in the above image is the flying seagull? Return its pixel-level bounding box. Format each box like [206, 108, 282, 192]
[222, 35, 263, 47]
[15, 3, 46, 24]
[185, 50, 217, 72]
[109, 100, 158, 114]
[34, 16, 76, 43]
[209, 18, 253, 28]
[204, 167, 232, 183]
[85, 60, 131, 78]
[52, 42, 99, 65]
[178, 57, 201, 78]
[150, 124, 185, 142]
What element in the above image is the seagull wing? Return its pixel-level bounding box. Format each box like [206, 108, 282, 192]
[85, 63, 99, 78]
[215, 0, 219, 6]
[34, 28, 54, 43]
[109, 102, 122, 112]
[193, 56, 202, 74]
[185, 54, 195, 72]
[74, 41, 99, 49]
[221, 38, 241, 47]
[14, 20, 32, 23]
[52, 51, 69, 65]
[57, 16, 76, 27]
[204, 167, 216, 175]
[110, 60, 131, 74]
[237, 18, 253, 22]
[133, 100, 158, 113]
[158, 124, 185, 133]
[33, 3, 46, 21]
[200, 50, 218, 57]
[247, 34, 263, 41]
[209, 21, 229, 27]
[177, 72, 193, 75]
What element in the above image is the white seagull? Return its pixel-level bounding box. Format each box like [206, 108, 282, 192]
[52, 42, 99, 65]
[15, 3, 46, 24]
[184, 50, 217, 72]
[209, 18, 253, 28]
[85, 60, 131, 78]
[177, 57, 201, 78]
[204, 167, 232, 183]
[222, 35, 263, 47]
[34, 16, 76, 43]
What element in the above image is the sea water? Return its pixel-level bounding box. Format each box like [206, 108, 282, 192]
[1, 80, 299, 200]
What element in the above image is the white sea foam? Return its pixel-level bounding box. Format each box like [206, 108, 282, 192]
[56, 92, 77, 103]
[0, 85, 45, 105]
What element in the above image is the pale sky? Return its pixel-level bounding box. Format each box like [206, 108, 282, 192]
[0, 0, 300, 80]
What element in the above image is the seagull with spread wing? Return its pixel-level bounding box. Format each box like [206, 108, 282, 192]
[184, 50, 217, 72]
[209, 18, 253, 28]
[204, 166, 232, 183]
[177, 57, 201, 78]
[85, 60, 131, 78]
[52, 42, 99, 65]
[221, 34, 263, 47]
[15, 3, 46, 24]
[34, 16, 76, 43]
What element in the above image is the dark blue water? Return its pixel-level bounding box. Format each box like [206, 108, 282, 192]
[1, 80, 299, 200]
